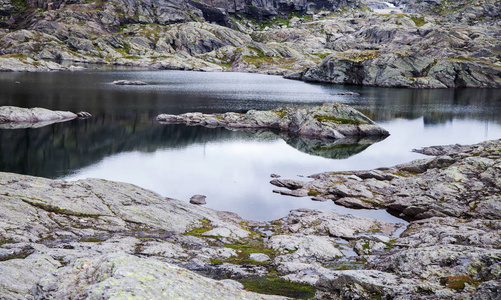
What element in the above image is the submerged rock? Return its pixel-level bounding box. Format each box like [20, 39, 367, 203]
[111, 80, 148, 85]
[157, 103, 389, 140]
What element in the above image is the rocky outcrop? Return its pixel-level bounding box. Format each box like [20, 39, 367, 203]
[272, 139, 501, 219]
[295, 51, 501, 88]
[0, 172, 273, 298]
[271, 139, 501, 299]
[1, 0, 499, 88]
[1, 139, 500, 299]
[0, 106, 91, 128]
[0, 106, 79, 128]
[157, 103, 389, 139]
[0, 171, 398, 299]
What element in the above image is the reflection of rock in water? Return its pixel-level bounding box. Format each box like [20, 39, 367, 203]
[0, 115, 243, 179]
[0, 119, 72, 129]
[281, 134, 387, 159]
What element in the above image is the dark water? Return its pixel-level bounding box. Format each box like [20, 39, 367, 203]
[1, 68, 500, 222]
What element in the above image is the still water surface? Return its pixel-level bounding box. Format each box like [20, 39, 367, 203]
[1, 68, 500, 222]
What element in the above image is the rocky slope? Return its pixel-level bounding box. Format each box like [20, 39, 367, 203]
[0, 139, 500, 299]
[1, 0, 500, 87]
[271, 139, 501, 298]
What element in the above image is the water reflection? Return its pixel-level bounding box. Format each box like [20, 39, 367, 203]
[281, 134, 387, 159]
[0, 113, 387, 179]
[0, 69, 500, 221]
[329, 86, 501, 124]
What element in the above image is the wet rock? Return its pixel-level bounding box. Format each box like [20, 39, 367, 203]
[190, 194, 207, 205]
[157, 103, 389, 139]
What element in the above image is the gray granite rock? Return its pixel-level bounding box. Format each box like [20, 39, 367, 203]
[0, 106, 77, 124]
[32, 252, 285, 299]
[157, 103, 389, 139]
[272, 139, 501, 220]
[190, 194, 207, 205]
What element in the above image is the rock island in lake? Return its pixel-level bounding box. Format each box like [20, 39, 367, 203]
[157, 103, 389, 140]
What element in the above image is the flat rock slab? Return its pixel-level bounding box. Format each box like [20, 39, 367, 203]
[157, 103, 389, 140]
[33, 253, 285, 299]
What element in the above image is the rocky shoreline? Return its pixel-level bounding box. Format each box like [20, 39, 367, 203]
[0, 139, 499, 299]
[1, 0, 500, 88]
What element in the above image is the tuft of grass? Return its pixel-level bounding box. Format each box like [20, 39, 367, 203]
[216, 242, 277, 265]
[183, 218, 214, 236]
[239, 277, 316, 299]
[441, 275, 478, 290]
[410, 16, 426, 27]
[79, 237, 106, 243]
[307, 189, 321, 196]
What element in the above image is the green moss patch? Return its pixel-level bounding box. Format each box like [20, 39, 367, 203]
[314, 115, 365, 124]
[410, 16, 426, 27]
[441, 275, 478, 290]
[213, 242, 277, 265]
[183, 218, 214, 237]
[307, 189, 321, 196]
[79, 237, 107, 243]
[240, 277, 316, 299]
